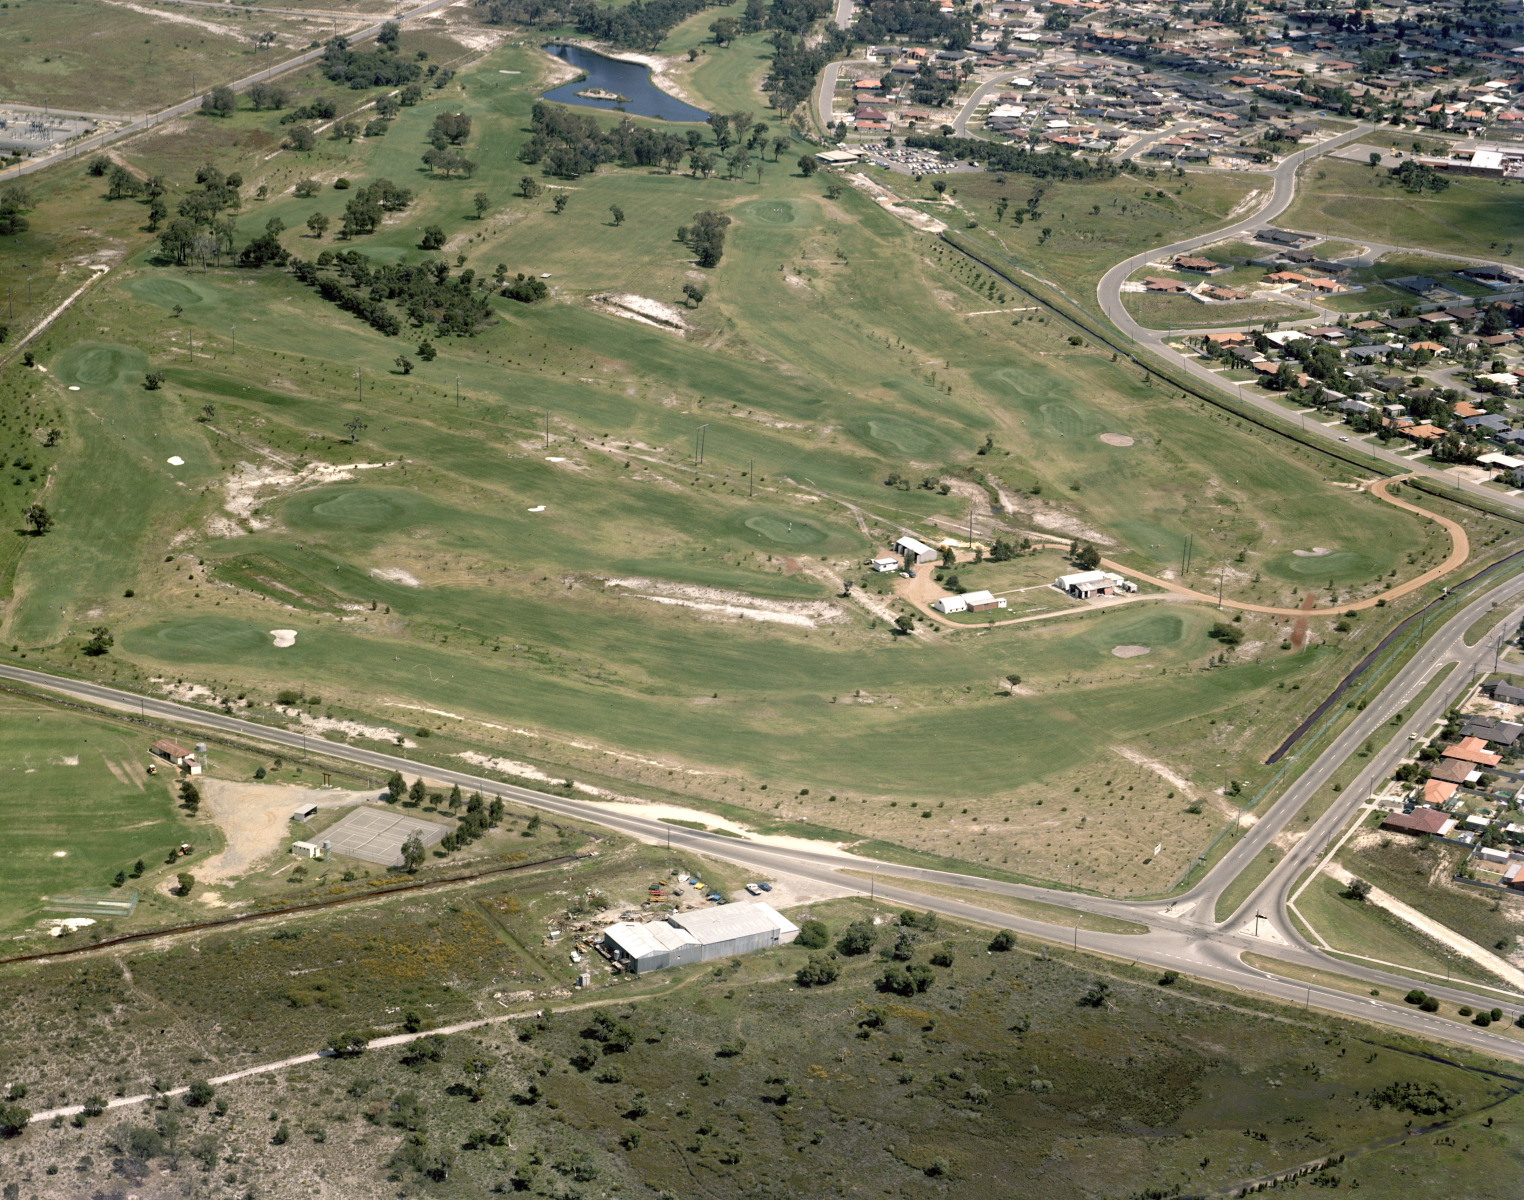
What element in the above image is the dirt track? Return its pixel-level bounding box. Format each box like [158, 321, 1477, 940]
[902, 478, 1471, 627]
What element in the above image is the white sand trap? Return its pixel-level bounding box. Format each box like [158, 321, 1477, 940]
[67, 385, 80, 391]
[1292, 547, 1333, 557]
[1112, 644, 1151, 658]
[1099, 433, 1134, 447]
[52, 850, 67, 857]
[528, 505, 546, 512]
[166, 456, 185, 466]
[545, 456, 566, 463]
[369, 567, 420, 587]
[46, 917, 94, 936]
[269, 629, 298, 648]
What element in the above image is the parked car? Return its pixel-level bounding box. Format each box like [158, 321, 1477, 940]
[757, 881, 773, 892]
[745, 883, 763, 895]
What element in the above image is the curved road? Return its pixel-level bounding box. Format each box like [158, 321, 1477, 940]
[6, 572, 1524, 1063]
[1096, 123, 1524, 516]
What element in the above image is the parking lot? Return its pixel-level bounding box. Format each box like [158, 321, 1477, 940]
[320, 807, 449, 867]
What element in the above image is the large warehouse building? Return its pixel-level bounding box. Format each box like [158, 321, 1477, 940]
[601, 902, 799, 975]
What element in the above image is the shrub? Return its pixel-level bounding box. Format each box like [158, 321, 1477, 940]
[988, 930, 1016, 952]
[930, 949, 955, 968]
[795, 919, 829, 949]
[502, 273, 549, 303]
[837, 919, 878, 956]
[794, 956, 839, 987]
[1404, 989, 1426, 1005]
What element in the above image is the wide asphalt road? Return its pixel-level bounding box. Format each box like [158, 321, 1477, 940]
[6, 642, 1524, 1062]
[1095, 123, 1524, 516]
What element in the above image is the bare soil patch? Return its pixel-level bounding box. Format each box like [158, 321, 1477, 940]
[195, 780, 377, 885]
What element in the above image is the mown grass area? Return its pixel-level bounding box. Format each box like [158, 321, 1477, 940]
[1296, 872, 1510, 990]
[0, 691, 201, 935]
[1280, 157, 1524, 262]
[0, 0, 345, 114]
[2, 874, 1519, 1198]
[0, 33, 1501, 892]
[1340, 835, 1524, 964]
[1122, 292, 1310, 330]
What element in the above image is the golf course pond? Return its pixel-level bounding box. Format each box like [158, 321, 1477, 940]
[541, 44, 708, 123]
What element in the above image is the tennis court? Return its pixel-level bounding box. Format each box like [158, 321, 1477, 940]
[320, 807, 449, 867]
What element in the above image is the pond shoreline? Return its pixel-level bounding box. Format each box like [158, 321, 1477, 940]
[539, 40, 708, 121]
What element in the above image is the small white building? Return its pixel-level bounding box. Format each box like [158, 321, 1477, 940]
[1055, 569, 1135, 599]
[870, 557, 900, 573]
[932, 589, 1006, 614]
[893, 536, 937, 564]
[292, 803, 318, 822]
[291, 840, 322, 859]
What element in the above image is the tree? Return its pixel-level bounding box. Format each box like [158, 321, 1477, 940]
[896, 614, 916, 635]
[1075, 542, 1101, 571]
[387, 771, 406, 802]
[83, 626, 113, 656]
[408, 778, 427, 806]
[608, 204, 625, 226]
[248, 81, 289, 110]
[185, 1080, 215, 1108]
[1343, 878, 1372, 902]
[472, 191, 491, 219]
[293, 178, 320, 199]
[420, 225, 446, 250]
[328, 1030, 368, 1057]
[334, 119, 360, 142]
[106, 165, 141, 200]
[86, 154, 111, 176]
[553, 194, 569, 214]
[682, 282, 706, 307]
[306, 211, 330, 238]
[837, 919, 877, 956]
[771, 135, 789, 161]
[795, 956, 839, 986]
[287, 125, 317, 152]
[710, 15, 738, 45]
[401, 832, 426, 873]
[433, 111, 472, 145]
[417, 340, 437, 362]
[179, 780, 201, 812]
[707, 112, 732, 150]
[988, 929, 1016, 952]
[1369, 151, 1382, 166]
[796, 918, 828, 949]
[395, 355, 414, 375]
[684, 209, 731, 268]
[0, 1103, 30, 1137]
[201, 85, 236, 117]
[176, 872, 196, 897]
[344, 417, 367, 444]
[797, 154, 818, 176]
[518, 175, 543, 200]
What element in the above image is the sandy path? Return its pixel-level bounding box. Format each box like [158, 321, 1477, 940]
[1322, 862, 1524, 991]
[195, 780, 378, 884]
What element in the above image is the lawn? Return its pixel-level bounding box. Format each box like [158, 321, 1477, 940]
[1122, 292, 1311, 329]
[0, 33, 1508, 895]
[1281, 157, 1524, 262]
[0, 691, 199, 935]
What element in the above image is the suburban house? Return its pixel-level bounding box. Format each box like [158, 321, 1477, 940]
[1427, 757, 1477, 786]
[1482, 680, 1524, 705]
[893, 535, 937, 564]
[1173, 255, 1227, 273]
[1422, 779, 1459, 806]
[1381, 807, 1458, 837]
[932, 589, 1007, 614]
[1256, 227, 1318, 248]
[1443, 736, 1502, 768]
[1055, 570, 1136, 599]
[1144, 276, 1188, 293]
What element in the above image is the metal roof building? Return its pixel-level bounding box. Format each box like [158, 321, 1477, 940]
[602, 903, 799, 975]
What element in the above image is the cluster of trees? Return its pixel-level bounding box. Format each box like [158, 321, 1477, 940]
[767, 29, 846, 111]
[1392, 159, 1451, 194]
[678, 210, 730, 268]
[503, 273, 549, 303]
[336, 178, 414, 238]
[247, 81, 291, 110]
[155, 163, 245, 268]
[852, 0, 969, 49]
[521, 102, 694, 177]
[289, 249, 494, 339]
[321, 31, 421, 89]
[0, 183, 32, 236]
[280, 97, 338, 125]
[987, 536, 1033, 561]
[903, 135, 1118, 183]
[574, 0, 725, 49]
[179, 781, 201, 815]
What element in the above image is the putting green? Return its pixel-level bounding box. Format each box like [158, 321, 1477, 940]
[740, 511, 829, 546]
[1082, 610, 1188, 653]
[863, 417, 943, 456]
[125, 277, 210, 311]
[1263, 550, 1371, 581]
[1037, 400, 1106, 439]
[122, 617, 275, 661]
[52, 342, 147, 388]
[737, 199, 806, 226]
[282, 487, 425, 535]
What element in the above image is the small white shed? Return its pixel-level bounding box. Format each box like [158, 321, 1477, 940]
[291, 840, 322, 859]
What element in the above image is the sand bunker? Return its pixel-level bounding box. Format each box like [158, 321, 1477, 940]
[269, 629, 297, 648]
[528, 505, 546, 513]
[1099, 433, 1134, 447]
[1292, 547, 1333, 557]
[166, 456, 185, 466]
[1112, 644, 1151, 658]
[369, 567, 420, 587]
[591, 293, 689, 333]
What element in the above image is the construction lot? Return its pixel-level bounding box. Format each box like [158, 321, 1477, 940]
[319, 806, 450, 867]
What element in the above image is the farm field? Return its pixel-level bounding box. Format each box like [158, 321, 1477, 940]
[2, 861, 1522, 1199]
[0, 28, 1517, 897]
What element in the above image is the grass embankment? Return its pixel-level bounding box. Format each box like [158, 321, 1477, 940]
[838, 868, 1148, 935]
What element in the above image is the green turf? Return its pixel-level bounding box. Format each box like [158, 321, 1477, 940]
[0, 693, 197, 934]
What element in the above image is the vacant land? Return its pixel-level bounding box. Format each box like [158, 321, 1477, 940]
[1, 856, 1520, 1199]
[1281, 158, 1524, 262]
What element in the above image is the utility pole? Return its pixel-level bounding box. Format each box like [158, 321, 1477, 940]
[695, 423, 708, 465]
[544, 411, 550, 448]
[749, 458, 754, 498]
[455, 375, 460, 407]
[1218, 568, 1224, 610]
[231, 324, 235, 355]
[357, 367, 362, 402]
